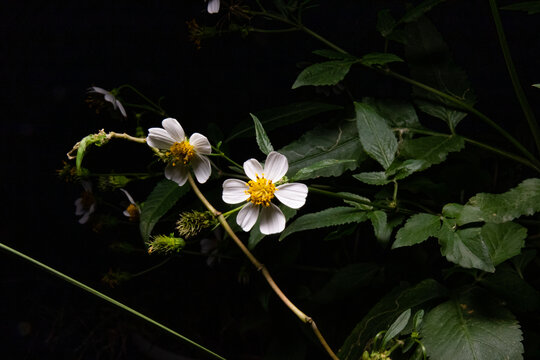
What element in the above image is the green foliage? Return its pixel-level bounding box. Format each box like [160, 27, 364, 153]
[501, 1, 540, 15]
[139, 179, 190, 242]
[393, 213, 441, 248]
[291, 60, 355, 88]
[421, 293, 524, 360]
[278, 206, 369, 241]
[250, 113, 274, 155]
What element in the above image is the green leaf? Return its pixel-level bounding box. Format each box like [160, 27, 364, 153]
[292, 60, 355, 89]
[400, 0, 447, 23]
[311, 263, 380, 304]
[363, 97, 422, 129]
[338, 279, 447, 360]
[355, 102, 398, 170]
[75, 132, 109, 172]
[139, 179, 190, 242]
[248, 206, 296, 249]
[382, 309, 411, 348]
[226, 102, 342, 142]
[393, 213, 441, 249]
[250, 113, 274, 155]
[481, 222, 527, 266]
[446, 178, 540, 225]
[422, 294, 524, 360]
[501, 1, 540, 15]
[533, 83, 540, 88]
[278, 207, 369, 241]
[353, 171, 390, 185]
[338, 192, 373, 210]
[386, 159, 431, 180]
[279, 119, 365, 178]
[290, 159, 356, 181]
[437, 219, 494, 272]
[399, 135, 465, 168]
[404, 17, 475, 130]
[376, 9, 397, 37]
[368, 210, 397, 244]
[481, 265, 540, 313]
[358, 52, 403, 66]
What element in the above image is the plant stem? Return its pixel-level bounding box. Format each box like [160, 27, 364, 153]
[117, 84, 167, 116]
[107, 131, 146, 143]
[0, 242, 226, 360]
[488, 0, 540, 155]
[186, 173, 339, 360]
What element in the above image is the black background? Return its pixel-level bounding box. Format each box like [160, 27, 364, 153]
[1, 0, 539, 359]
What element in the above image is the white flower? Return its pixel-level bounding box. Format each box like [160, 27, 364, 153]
[146, 118, 212, 186]
[87, 86, 127, 118]
[222, 151, 308, 235]
[120, 188, 141, 221]
[206, 0, 220, 13]
[74, 180, 96, 224]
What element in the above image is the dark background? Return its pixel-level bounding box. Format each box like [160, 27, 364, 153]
[1, 0, 539, 359]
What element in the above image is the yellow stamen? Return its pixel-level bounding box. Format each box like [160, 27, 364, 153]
[169, 140, 195, 165]
[126, 204, 140, 221]
[245, 174, 276, 207]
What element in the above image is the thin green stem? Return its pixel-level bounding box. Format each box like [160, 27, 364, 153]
[221, 205, 245, 218]
[249, 27, 298, 33]
[131, 258, 171, 278]
[122, 102, 167, 117]
[488, 0, 540, 155]
[211, 146, 243, 169]
[0, 242, 226, 360]
[117, 84, 167, 116]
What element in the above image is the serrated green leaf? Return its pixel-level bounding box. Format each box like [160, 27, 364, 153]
[422, 294, 524, 360]
[386, 159, 431, 180]
[399, 135, 465, 168]
[481, 222, 527, 266]
[279, 119, 365, 178]
[353, 171, 391, 185]
[393, 213, 441, 249]
[446, 178, 540, 225]
[382, 309, 411, 348]
[501, 1, 540, 14]
[250, 113, 274, 155]
[437, 219, 494, 272]
[248, 206, 296, 250]
[359, 52, 403, 66]
[226, 102, 342, 142]
[139, 179, 190, 242]
[311, 263, 380, 304]
[363, 97, 422, 129]
[355, 102, 398, 170]
[279, 207, 369, 241]
[404, 17, 475, 130]
[400, 0, 447, 23]
[292, 60, 355, 89]
[481, 265, 540, 313]
[290, 159, 356, 181]
[338, 192, 373, 210]
[338, 279, 447, 360]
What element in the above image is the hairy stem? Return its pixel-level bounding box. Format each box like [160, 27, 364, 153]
[186, 173, 339, 360]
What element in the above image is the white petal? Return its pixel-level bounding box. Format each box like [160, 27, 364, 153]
[120, 188, 135, 204]
[207, 0, 220, 13]
[165, 163, 188, 186]
[259, 204, 286, 235]
[104, 93, 116, 107]
[123, 210, 131, 217]
[146, 128, 176, 149]
[237, 203, 259, 232]
[192, 154, 211, 184]
[88, 87, 109, 95]
[162, 118, 185, 142]
[78, 212, 90, 224]
[116, 100, 127, 118]
[243, 159, 264, 181]
[74, 198, 84, 215]
[264, 151, 288, 182]
[222, 179, 249, 204]
[189, 133, 212, 155]
[275, 183, 308, 209]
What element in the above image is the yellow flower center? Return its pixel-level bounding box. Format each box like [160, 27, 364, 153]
[168, 140, 195, 166]
[126, 204, 140, 221]
[246, 175, 276, 207]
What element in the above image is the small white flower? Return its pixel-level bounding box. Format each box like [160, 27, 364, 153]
[120, 188, 141, 221]
[222, 151, 308, 235]
[206, 0, 220, 14]
[88, 86, 127, 118]
[74, 180, 96, 224]
[146, 118, 212, 186]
